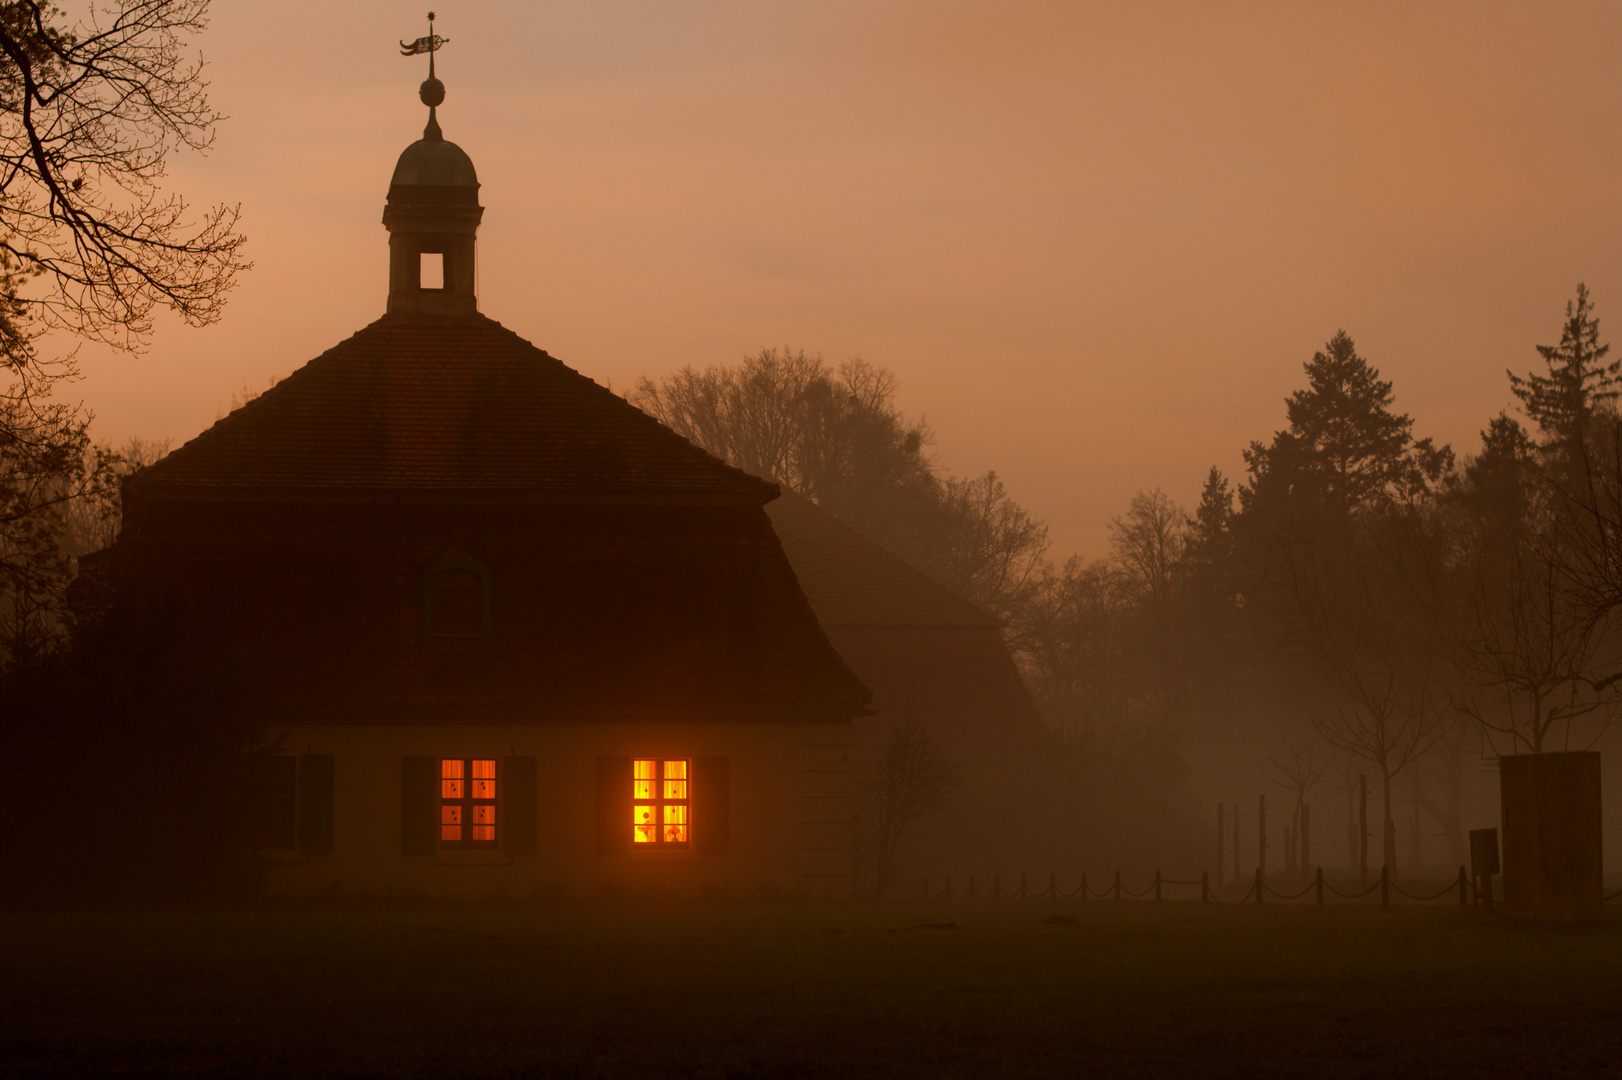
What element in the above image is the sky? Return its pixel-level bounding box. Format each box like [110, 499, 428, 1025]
[65, 1, 1622, 560]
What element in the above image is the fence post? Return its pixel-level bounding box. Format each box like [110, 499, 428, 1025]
[1154, 870, 1162, 902]
[1201, 870, 1209, 904]
[1380, 865, 1389, 908]
[1113, 870, 1122, 901]
[1080, 872, 1088, 902]
[1457, 865, 1467, 907]
[1255, 866, 1264, 906]
[1315, 866, 1324, 907]
[1049, 871, 1057, 899]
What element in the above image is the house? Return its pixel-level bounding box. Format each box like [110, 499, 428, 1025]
[112, 76, 871, 897]
[764, 489, 1057, 886]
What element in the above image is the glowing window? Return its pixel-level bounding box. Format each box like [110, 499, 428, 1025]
[632, 759, 689, 846]
[441, 758, 496, 846]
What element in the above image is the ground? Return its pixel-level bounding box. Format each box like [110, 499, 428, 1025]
[3, 899, 1618, 1079]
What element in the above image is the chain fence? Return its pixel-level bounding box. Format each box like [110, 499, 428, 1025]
[906, 867, 1622, 909]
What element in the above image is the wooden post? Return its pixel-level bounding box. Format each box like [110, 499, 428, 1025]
[1234, 803, 1242, 886]
[1201, 870, 1210, 904]
[1380, 864, 1389, 908]
[1217, 801, 1226, 887]
[1315, 865, 1324, 907]
[1255, 865, 1264, 906]
[1154, 870, 1162, 902]
[1301, 804, 1311, 878]
[1358, 774, 1369, 888]
[1257, 795, 1265, 882]
[1113, 870, 1122, 901]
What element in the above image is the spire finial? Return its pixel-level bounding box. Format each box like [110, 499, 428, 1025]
[400, 11, 449, 140]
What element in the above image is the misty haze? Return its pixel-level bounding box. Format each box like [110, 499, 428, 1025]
[2, 3, 1618, 1079]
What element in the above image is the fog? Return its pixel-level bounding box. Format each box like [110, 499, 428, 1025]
[4, 3, 1619, 1077]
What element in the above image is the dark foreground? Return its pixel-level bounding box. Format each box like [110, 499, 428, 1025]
[3, 900, 1618, 1079]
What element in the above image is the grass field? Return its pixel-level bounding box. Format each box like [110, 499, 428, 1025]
[3, 899, 1619, 1079]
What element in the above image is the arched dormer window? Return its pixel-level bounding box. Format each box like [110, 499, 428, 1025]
[423, 555, 491, 639]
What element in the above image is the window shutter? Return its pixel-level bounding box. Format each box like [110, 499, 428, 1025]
[402, 755, 439, 856]
[694, 756, 730, 855]
[597, 756, 632, 854]
[503, 756, 538, 856]
[249, 755, 297, 850]
[297, 754, 335, 856]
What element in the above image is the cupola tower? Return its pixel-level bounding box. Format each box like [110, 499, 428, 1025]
[383, 43, 482, 317]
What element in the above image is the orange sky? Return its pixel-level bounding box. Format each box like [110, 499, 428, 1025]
[68, 1, 1622, 560]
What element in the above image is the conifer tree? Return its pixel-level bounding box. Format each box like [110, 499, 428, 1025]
[1508, 283, 1616, 462]
[1185, 466, 1234, 578]
[1241, 331, 1450, 513]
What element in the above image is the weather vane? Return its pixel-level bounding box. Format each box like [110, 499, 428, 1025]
[400, 11, 449, 79]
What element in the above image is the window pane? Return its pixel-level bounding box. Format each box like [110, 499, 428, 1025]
[442, 806, 462, 824]
[442, 760, 464, 779]
[472, 779, 495, 799]
[634, 824, 657, 844]
[633, 779, 655, 799]
[663, 760, 687, 780]
[473, 805, 495, 825]
[633, 760, 657, 780]
[442, 824, 462, 841]
[472, 825, 494, 841]
[472, 760, 496, 779]
[633, 805, 655, 826]
[663, 805, 687, 824]
[664, 824, 688, 843]
[442, 779, 463, 798]
[663, 779, 687, 799]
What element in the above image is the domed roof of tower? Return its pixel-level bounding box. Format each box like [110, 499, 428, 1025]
[388, 76, 478, 192]
[390, 137, 477, 188]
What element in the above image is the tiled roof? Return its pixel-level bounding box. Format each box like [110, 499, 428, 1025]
[131, 314, 774, 502]
[765, 488, 1000, 630]
[119, 502, 871, 725]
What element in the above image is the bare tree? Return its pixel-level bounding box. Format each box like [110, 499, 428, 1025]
[1278, 515, 1451, 873]
[1108, 488, 1189, 619]
[1449, 513, 1614, 754]
[1, 0, 248, 355]
[633, 349, 1049, 624]
[1017, 556, 1128, 745]
[934, 470, 1048, 640]
[1264, 738, 1327, 875]
[854, 687, 958, 898]
[1, 1, 244, 667]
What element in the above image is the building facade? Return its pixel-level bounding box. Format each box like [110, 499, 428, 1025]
[114, 76, 870, 897]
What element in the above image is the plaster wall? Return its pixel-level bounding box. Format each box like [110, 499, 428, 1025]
[264, 722, 853, 898]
